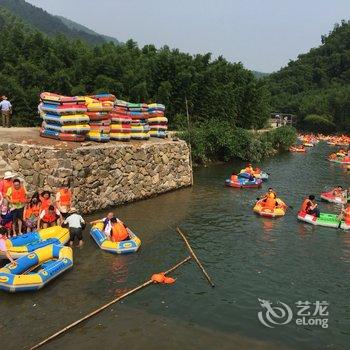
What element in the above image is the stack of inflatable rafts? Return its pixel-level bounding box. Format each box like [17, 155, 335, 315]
[148, 103, 167, 138]
[128, 103, 150, 140]
[84, 94, 115, 142]
[39, 92, 90, 142]
[110, 100, 132, 141]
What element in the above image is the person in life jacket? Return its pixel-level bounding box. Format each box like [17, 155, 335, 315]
[0, 199, 13, 236]
[245, 163, 254, 174]
[230, 173, 238, 182]
[300, 195, 320, 217]
[341, 204, 350, 225]
[110, 217, 130, 242]
[0, 171, 15, 197]
[56, 182, 72, 218]
[23, 193, 41, 232]
[332, 186, 345, 199]
[39, 190, 52, 212]
[0, 226, 15, 263]
[37, 205, 62, 229]
[6, 178, 27, 236]
[262, 188, 277, 201]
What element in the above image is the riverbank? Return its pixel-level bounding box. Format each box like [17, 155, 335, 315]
[0, 128, 192, 213]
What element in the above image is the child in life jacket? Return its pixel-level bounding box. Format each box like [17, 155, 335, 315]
[0, 226, 15, 263]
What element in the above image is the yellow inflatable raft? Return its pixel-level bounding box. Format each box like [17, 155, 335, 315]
[0, 245, 73, 292]
[90, 222, 141, 254]
[2, 226, 70, 259]
[253, 198, 287, 218]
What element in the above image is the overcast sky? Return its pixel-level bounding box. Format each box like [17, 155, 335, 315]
[26, 0, 350, 72]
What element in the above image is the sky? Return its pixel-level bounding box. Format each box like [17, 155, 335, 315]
[26, 0, 350, 72]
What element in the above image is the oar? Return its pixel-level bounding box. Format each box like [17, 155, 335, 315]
[176, 227, 215, 288]
[29, 256, 192, 350]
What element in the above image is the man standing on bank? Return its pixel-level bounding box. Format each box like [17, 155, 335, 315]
[0, 96, 12, 128]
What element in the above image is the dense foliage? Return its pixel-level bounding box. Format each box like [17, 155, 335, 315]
[180, 124, 297, 164]
[0, 7, 271, 129]
[267, 20, 350, 132]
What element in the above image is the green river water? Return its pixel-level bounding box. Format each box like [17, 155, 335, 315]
[1, 141, 350, 350]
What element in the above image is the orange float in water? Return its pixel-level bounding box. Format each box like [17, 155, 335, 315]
[151, 272, 165, 283]
[151, 272, 176, 284]
[163, 277, 176, 284]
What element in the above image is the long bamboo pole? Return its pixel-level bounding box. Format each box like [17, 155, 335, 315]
[29, 256, 192, 350]
[176, 227, 215, 288]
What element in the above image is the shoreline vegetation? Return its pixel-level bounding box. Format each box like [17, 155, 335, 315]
[178, 125, 297, 165]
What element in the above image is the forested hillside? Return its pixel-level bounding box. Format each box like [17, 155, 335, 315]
[57, 15, 119, 45]
[268, 20, 350, 132]
[0, 0, 116, 45]
[0, 7, 270, 131]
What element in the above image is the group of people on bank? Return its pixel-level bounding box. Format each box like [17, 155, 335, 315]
[0, 171, 86, 246]
[0, 171, 131, 253]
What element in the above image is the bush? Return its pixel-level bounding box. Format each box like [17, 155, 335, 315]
[179, 123, 297, 164]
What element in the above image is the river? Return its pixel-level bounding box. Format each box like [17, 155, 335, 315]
[1, 142, 350, 350]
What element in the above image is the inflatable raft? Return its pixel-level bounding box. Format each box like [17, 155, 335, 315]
[42, 121, 90, 133]
[42, 113, 89, 125]
[90, 222, 141, 254]
[0, 245, 73, 292]
[40, 103, 87, 115]
[297, 211, 350, 230]
[87, 132, 110, 142]
[225, 178, 262, 189]
[40, 128, 86, 142]
[1, 226, 70, 259]
[320, 191, 349, 204]
[110, 132, 131, 141]
[239, 170, 269, 181]
[150, 130, 167, 138]
[329, 158, 350, 165]
[253, 198, 287, 218]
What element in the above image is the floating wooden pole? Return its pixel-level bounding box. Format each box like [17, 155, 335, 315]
[29, 256, 192, 350]
[176, 227, 215, 288]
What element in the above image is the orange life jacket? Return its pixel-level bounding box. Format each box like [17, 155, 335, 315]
[1, 179, 12, 196]
[10, 186, 27, 204]
[264, 197, 276, 210]
[344, 207, 350, 225]
[301, 199, 311, 213]
[112, 221, 129, 242]
[58, 189, 71, 206]
[40, 196, 52, 211]
[24, 204, 41, 219]
[42, 210, 57, 223]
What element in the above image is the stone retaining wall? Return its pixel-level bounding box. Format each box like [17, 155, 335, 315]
[0, 140, 192, 213]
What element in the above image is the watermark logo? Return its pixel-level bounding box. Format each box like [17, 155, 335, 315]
[258, 298, 293, 328]
[258, 299, 329, 329]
